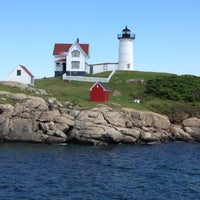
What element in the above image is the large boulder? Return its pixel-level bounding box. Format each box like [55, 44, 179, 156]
[0, 117, 10, 137]
[91, 106, 128, 127]
[39, 110, 60, 122]
[0, 104, 14, 138]
[25, 96, 49, 111]
[182, 117, 200, 141]
[182, 117, 200, 127]
[116, 127, 140, 144]
[69, 106, 125, 144]
[4, 117, 37, 141]
[170, 124, 194, 141]
[38, 110, 74, 135]
[69, 125, 123, 145]
[123, 108, 171, 130]
[10, 93, 27, 101]
[0, 104, 14, 117]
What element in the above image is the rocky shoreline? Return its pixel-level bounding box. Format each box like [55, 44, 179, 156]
[1, 86, 200, 145]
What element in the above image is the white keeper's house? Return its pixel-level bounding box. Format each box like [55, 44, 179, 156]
[53, 38, 90, 77]
[53, 26, 135, 77]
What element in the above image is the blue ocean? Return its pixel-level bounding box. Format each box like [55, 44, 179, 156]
[0, 142, 200, 200]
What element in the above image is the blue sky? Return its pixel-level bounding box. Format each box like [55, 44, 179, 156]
[0, 0, 200, 80]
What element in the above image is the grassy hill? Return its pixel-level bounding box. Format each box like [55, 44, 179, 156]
[34, 71, 169, 109]
[34, 70, 200, 123]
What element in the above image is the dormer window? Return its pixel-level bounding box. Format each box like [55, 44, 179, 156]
[71, 50, 80, 57]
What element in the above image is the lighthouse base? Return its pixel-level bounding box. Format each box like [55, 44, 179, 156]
[118, 63, 133, 71]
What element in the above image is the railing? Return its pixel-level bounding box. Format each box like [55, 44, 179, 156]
[117, 34, 135, 39]
[63, 70, 116, 83]
[107, 70, 116, 82]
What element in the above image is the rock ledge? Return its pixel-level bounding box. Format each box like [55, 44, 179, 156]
[1, 91, 200, 145]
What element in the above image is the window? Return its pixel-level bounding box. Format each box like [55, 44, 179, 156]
[56, 62, 60, 67]
[17, 70, 21, 76]
[71, 50, 80, 57]
[71, 61, 80, 69]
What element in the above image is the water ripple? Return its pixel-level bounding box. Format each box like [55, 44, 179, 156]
[0, 142, 200, 199]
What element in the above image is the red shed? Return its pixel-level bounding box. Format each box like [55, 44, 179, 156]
[90, 82, 109, 102]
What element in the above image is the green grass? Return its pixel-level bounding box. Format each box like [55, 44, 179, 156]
[34, 71, 174, 110]
[35, 77, 97, 108]
[0, 84, 24, 94]
[87, 71, 112, 78]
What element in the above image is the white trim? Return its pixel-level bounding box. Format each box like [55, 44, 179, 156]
[69, 43, 88, 58]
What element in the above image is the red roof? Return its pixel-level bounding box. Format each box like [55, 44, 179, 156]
[53, 43, 89, 56]
[89, 82, 109, 91]
[20, 65, 34, 77]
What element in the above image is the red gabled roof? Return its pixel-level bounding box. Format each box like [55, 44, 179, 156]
[79, 44, 89, 55]
[53, 43, 89, 56]
[53, 44, 72, 55]
[20, 65, 34, 77]
[89, 82, 109, 91]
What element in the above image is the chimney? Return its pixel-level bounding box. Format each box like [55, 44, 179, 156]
[76, 38, 79, 43]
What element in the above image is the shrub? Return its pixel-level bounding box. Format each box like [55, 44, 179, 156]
[146, 75, 200, 102]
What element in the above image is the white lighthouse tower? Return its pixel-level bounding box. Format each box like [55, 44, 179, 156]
[117, 26, 135, 70]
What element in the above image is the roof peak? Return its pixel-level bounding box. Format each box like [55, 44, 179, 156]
[19, 65, 34, 77]
[123, 26, 130, 31]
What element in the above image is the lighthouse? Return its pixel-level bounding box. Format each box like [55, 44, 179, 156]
[117, 26, 135, 70]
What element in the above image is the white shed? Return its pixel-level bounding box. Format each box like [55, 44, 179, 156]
[8, 65, 34, 85]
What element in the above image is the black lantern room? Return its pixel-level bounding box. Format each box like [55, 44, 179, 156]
[117, 26, 135, 39]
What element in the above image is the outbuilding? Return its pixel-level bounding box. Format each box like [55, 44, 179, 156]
[8, 65, 34, 85]
[90, 82, 109, 102]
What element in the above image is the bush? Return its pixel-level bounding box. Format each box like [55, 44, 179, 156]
[146, 75, 200, 102]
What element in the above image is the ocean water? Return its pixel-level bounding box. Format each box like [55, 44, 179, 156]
[0, 142, 200, 200]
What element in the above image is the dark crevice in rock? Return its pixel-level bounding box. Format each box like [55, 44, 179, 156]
[100, 111, 111, 125]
